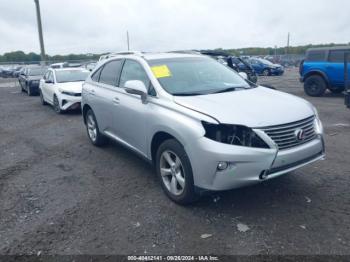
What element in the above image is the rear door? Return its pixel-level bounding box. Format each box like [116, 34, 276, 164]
[326, 49, 349, 88]
[87, 59, 124, 134]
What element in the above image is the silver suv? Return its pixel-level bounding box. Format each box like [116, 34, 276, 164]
[81, 52, 325, 204]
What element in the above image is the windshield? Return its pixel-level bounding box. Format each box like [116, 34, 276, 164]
[28, 68, 47, 76]
[55, 70, 90, 83]
[148, 57, 251, 95]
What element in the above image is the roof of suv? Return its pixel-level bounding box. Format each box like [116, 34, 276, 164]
[307, 46, 350, 52]
[102, 51, 204, 62]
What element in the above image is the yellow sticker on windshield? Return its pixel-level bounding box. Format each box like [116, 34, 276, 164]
[151, 65, 172, 78]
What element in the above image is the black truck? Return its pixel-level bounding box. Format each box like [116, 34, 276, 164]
[18, 66, 47, 96]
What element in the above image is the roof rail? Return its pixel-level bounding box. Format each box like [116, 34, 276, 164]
[169, 50, 201, 55]
[98, 51, 143, 61]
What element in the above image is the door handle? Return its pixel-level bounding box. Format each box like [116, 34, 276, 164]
[112, 97, 120, 105]
[89, 89, 96, 95]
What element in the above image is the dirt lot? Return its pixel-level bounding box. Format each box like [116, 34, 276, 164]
[0, 68, 349, 256]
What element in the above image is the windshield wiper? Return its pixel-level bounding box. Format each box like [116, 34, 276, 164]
[173, 92, 205, 96]
[210, 87, 237, 94]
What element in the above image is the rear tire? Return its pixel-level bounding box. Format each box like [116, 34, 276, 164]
[85, 109, 107, 146]
[156, 139, 198, 205]
[304, 75, 326, 97]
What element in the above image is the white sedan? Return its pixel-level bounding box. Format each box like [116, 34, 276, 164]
[39, 68, 90, 113]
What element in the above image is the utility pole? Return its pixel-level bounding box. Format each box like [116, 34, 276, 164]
[126, 31, 130, 51]
[34, 0, 46, 64]
[274, 45, 277, 62]
[286, 32, 290, 55]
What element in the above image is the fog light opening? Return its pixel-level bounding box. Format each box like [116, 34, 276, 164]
[259, 170, 268, 180]
[217, 161, 229, 171]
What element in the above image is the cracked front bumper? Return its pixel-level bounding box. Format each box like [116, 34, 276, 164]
[185, 135, 325, 191]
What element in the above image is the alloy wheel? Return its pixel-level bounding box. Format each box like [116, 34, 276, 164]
[160, 150, 186, 196]
[87, 114, 97, 142]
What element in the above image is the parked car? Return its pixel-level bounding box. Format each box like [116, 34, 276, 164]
[50, 62, 68, 69]
[18, 66, 48, 96]
[0, 66, 14, 78]
[247, 58, 284, 76]
[200, 51, 258, 83]
[300, 46, 350, 97]
[345, 51, 350, 109]
[84, 62, 97, 71]
[39, 68, 90, 113]
[12, 66, 24, 77]
[81, 52, 325, 205]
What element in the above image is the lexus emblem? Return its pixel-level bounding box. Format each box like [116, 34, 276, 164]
[295, 128, 305, 141]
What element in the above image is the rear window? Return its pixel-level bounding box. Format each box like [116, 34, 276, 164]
[306, 50, 326, 62]
[328, 50, 346, 63]
[98, 60, 124, 86]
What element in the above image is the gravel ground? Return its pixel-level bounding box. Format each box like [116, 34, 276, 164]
[0, 68, 349, 255]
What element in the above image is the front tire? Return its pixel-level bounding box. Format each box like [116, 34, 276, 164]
[53, 95, 63, 114]
[156, 139, 198, 205]
[304, 75, 327, 97]
[85, 109, 107, 146]
[262, 69, 270, 76]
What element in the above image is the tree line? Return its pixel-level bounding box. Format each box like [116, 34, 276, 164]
[1, 43, 349, 63]
[0, 51, 100, 63]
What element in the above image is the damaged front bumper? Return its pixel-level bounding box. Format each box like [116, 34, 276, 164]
[186, 134, 325, 192]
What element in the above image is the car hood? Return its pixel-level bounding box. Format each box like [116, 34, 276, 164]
[272, 64, 283, 68]
[57, 81, 83, 93]
[173, 86, 314, 127]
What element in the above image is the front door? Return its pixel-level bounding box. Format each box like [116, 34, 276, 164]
[112, 59, 152, 156]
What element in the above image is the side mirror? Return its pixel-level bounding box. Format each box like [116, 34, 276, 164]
[238, 72, 248, 80]
[125, 80, 148, 102]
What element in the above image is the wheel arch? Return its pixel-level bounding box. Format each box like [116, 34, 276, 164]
[82, 104, 92, 124]
[150, 131, 183, 165]
[303, 70, 330, 87]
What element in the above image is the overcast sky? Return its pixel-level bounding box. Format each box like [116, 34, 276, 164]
[0, 0, 349, 55]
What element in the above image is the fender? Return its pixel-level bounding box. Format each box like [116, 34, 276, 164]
[302, 70, 330, 87]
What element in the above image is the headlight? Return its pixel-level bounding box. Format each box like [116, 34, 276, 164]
[202, 122, 269, 148]
[312, 107, 323, 134]
[59, 88, 76, 96]
[312, 106, 319, 119]
[314, 117, 323, 134]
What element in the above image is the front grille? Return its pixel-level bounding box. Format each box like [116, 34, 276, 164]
[260, 116, 316, 150]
